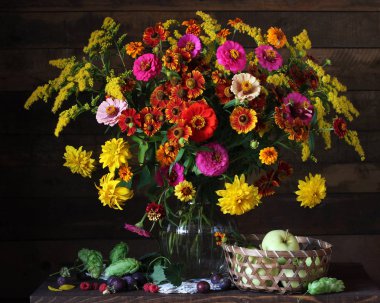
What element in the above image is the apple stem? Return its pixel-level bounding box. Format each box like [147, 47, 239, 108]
[285, 229, 289, 241]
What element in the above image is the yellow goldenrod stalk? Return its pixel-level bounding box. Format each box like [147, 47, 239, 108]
[301, 142, 310, 162]
[246, 51, 255, 62]
[344, 130, 365, 161]
[73, 62, 94, 92]
[49, 57, 77, 90]
[54, 104, 79, 137]
[229, 21, 264, 46]
[313, 97, 332, 149]
[266, 73, 290, 88]
[327, 91, 359, 122]
[167, 37, 178, 46]
[163, 19, 179, 30]
[52, 82, 75, 113]
[24, 84, 51, 109]
[196, 11, 221, 42]
[105, 76, 125, 100]
[293, 29, 312, 53]
[305, 59, 325, 78]
[173, 30, 182, 40]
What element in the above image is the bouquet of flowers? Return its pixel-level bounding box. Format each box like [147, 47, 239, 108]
[25, 12, 364, 240]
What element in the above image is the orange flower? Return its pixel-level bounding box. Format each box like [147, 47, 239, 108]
[230, 107, 257, 134]
[274, 106, 309, 142]
[184, 70, 205, 99]
[162, 48, 181, 72]
[267, 27, 287, 49]
[143, 119, 161, 137]
[214, 232, 226, 246]
[215, 80, 233, 105]
[259, 147, 278, 165]
[150, 84, 169, 108]
[211, 70, 223, 84]
[170, 85, 189, 103]
[217, 29, 231, 38]
[118, 165, 133, 182]
[166, 99, 188, 123]
[227, 18, 243, 27]
[167, 119, 192, 143]
[186, 24, 201, 36]
[182, 19, 197, 26]
[143, 22, 169, 47]
[156, 142, 179, 167]
[126, 42, 144, 58]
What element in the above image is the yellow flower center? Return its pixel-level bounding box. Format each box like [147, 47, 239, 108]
[264, 49, 276, 62]
[191, 115, 206, 130]
[185, 41, 195, 52]
[106, 105, 118, 116]
[173, 128, 183, 138]
[186, 78, 196, 89]
[229, 49, 240, 60]
[224, 86, 233, 98]
[144, 113, 154, 122]
[212, 152, 222, 163]
[140, 60, 151, 71]
[241, 80, 253, 93]
[156, 90, 165, 100]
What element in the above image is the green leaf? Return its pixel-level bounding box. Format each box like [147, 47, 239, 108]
[169, 148, 185, 174]
[308, 132, 315, 154]
[137, 165, 151, 190]
[223, 98, 238, 109]
[138, 141, 149, 165]
[164, 263, 183, 287]
[150, 263, 167, 285]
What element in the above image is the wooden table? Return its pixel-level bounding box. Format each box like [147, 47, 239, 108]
[30, 263, 379, 303]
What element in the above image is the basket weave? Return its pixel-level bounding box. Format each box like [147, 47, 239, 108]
[222, 234, 332, 294]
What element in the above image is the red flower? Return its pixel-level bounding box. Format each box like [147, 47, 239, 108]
[183, 70, 205, 99]
[146, 202, 165, 221]
[143, 22, 169, 47]
[118, 109, 141, 136]
[166, 99, 188, 123]
[167, 119, 192, 143]
[181, 102, 218, 143]
[150, 84, 170, 108]
[170, 85, 189, 103]
[215, 80, 233, 105]
[333, 117, 348, 138]
[255, 170, 279, 197]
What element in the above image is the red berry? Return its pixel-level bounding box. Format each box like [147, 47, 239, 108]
[92, 282, 99, 290]
[197, 281, 210, 293]
[80, 282, 91, 291]
[99, 283, 108, 293]
[143, 283, 152, 292]
[149, 283, 159, 293]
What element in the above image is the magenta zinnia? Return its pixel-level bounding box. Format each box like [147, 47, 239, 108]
[155, 163, 185, 186]
[195, 142, 229, 177]
[216, 40, 247, 73]
[255, 45, 283, 71]
[283, 92, 314, 125]
[133, 53, 162, 81]
[177, 34, 202, 58]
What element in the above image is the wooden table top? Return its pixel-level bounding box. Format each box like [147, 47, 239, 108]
[30, 263, 380, 303]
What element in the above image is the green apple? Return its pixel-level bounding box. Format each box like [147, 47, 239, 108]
[262, 230, 300, 251]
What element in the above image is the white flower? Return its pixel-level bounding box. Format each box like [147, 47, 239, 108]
[96, 97, 128, 126]
[231, 73, 261, 102]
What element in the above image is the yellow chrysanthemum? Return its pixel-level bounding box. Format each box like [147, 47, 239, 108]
[216, 175, 261, 215]
[295, 173, 326, 208]
[99, 138, 132, 172]
[259, 147, 278, 165]
[174, 180, 196, 202]
[63, 145, 96, 178]
[96, 173, 133, 210]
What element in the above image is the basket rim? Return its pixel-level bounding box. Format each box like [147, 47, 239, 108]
[222, 235, 332, 258]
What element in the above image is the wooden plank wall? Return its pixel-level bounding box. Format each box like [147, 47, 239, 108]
[0, 1, 379, 302]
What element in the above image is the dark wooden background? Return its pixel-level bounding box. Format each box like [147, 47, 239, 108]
[1, 1, 379, 302]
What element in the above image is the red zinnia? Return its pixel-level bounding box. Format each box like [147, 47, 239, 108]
[118, 109, 141, 136]
[145, 202, 165, 221]
[183, 70, 205, 99]
[143, 22, 169, 47]
[333, 117, 348, 138]
[181, 102, 218, 143]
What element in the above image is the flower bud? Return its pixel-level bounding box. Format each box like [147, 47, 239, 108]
[250, 140, 259, 149]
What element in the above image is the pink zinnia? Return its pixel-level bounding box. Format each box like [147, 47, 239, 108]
[255, 45, 283, 71]
[283, 92, 314, 124]
[96, 97, 128, 126]
[177, 34, 202, 58]
[124, 223, 151, 238]
[216, 40, 247, 73]
[155, 163, 185, 187]
[133, 53, 162, 81]
[195, 142, 229, 177]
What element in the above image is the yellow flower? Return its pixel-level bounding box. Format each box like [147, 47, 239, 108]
[174, 180, 196, 202]
[63, 145, 96, 178]
[196, 11, 221, 41]
[301, 142, 310, 162]
[73, 63, 94, 92]
[52, 82, 75, 113]
[163, 19, 179, 30]
[266, 73, 290, 88]
[96, 173, 133, 210]
[99, 138, 132, 172]
[344, 130, 365, 161]
[295, 173, 326, 208]
[293, 29, 312, 52]
[259, 147, 278, 165]
[24, 84, 51, 109]
[54, 104, 80, 137]
[216, 175, 261, 215]
[105, 76, 125, 100]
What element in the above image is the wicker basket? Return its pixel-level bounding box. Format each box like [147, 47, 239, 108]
[222, 234, 332, 294]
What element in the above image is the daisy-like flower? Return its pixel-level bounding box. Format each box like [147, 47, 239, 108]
[167, 119, 192, 143]
[215, 80, 234, 105]
[195, 142, 229, 177]
[230, 107, 258, 134]
[231, 73, 261, 102]
[255, 45, 283, 71]
[295, 173, 327, 208]
[333, 117, 348, 138]
[96, 97, 128, 126]
[216, 40, 247, 73]
[145, 202, 165, 221]
[156, 141, 179, 167]
[227, 18, 243, 27]
[63, 145, 96, 178]
[177, 34, 202, 58]
[155, 163, 185, 187]
[254, 170, 279, 197]
[184, 70, 205, 99]
[166, 99, 188, 123]
[217, 29, 231, 39]
[125, 41, 144, 58]
[99, 138, 132, 172]
[150, 84, 170, 108]
[216, 174, 261, 215]
[182, 20, 201, 36]
[259, 147, 278, 165]
[118, 108, 141, 136]
[118, 164, 133, 182]
[283, 92, 314, 125]
[133, 53, 162, 82]
[170, 85, 188, 103]
[174, 180, 196, 202]
[214, 232, 227, 246]
[267, 27, 287, 49]
[162, 48, 181, 72]
[181, 102, 218, 143]
[143, 119, 161, 137]
[124, 223, 151, 238]
[143, 22, 169, 47]
[96, 173, 134, 210]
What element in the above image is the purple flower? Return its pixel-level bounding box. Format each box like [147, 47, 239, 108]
[255, 45, 283, 71]
[124, 223, 151, 238]
[283, 92, 314, 124]
[96, 97, 128, 126]
[216, 40, 247, 73]
[155, 163, 185, 187]
[133, 53, 162, 81]
[177, 34, 202, 58]
[195, 142, 229, 177]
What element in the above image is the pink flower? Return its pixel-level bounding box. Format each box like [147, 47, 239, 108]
[177, 34, 202, 58]
[96, 97, 128, 126]
[155, 163, 185, 187]
[195, 142, 229, 177]
[283, 92, 314, 124]
[124, 223, 151, 238]
[255, 45, 283, 71]
[133, 53, 162, 81]
[216, 40, 246, 73]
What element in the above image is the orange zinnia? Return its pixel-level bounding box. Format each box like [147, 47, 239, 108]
[230, 107, 257, 134]
[267, 27, 287, 49]
[156, 142, 179, 167]
[126, 42, 144, 58]
[259, 147, 278, 165]
[118, 165, 133, 182]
